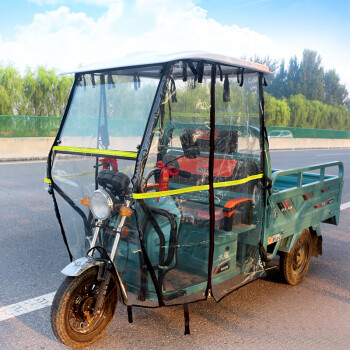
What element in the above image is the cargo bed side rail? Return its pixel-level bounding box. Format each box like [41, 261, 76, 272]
[271, 161, 343, 191]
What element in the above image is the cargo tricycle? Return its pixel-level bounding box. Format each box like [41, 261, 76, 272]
[45, 53, 343, 347]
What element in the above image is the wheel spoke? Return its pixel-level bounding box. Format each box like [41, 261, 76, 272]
[66, 279, 109, 334]
[292, 237, 309, 273]
[282, 231, 312, 285]
[52, 268, 118, 347]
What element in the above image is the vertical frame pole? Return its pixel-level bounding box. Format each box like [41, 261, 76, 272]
[206, 63, 216, 296]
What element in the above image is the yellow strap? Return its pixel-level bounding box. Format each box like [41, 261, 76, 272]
[213, 173, 263, 188]
[53, 146, 138, 159]
[48, 163, 156, 181]
[132, 173, 263, 199]
[44, 177, 52, 184]
[133, 184, 209, 199]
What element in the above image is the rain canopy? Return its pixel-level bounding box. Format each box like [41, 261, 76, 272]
[47, 53, 270, 306]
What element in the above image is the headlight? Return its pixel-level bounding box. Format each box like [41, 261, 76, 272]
[90, 189, 115, 220]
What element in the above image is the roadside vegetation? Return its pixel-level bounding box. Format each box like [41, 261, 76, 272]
[0, 65, 73, 117]
[254, 49, 350, 130]
[0, 49, 349, 131]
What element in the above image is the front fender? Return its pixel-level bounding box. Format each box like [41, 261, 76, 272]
[61, 257, 105, 277]
[61, 256, 129, 304]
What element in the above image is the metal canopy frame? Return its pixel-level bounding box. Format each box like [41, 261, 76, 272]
[61, 51, 272, 76]
[47, 56, 268, 307]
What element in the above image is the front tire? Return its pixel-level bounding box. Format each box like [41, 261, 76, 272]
[51, 267, 118, 348]
[280, 229, 312, 285]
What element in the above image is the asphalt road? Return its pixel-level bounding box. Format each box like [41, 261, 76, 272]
[0, 149, 349, 350]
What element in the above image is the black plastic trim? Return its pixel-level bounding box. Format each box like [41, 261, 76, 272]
[53, 182, 91, 236]
[46, 75, 77, 260]
[206, 63, 216, 296]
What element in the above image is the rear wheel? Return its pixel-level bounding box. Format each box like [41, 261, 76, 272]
[280, 230, 312, 285]
[51, 268, 118, 348]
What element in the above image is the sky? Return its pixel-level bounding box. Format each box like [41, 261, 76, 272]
[0, 0, 349, 89]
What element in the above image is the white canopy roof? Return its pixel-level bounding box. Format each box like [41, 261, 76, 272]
[62, 51, 272, 75]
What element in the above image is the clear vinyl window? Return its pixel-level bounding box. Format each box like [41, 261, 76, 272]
[59, 66, 163, 151]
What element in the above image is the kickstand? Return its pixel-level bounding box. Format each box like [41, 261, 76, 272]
[127, 306, 133, 323]
[183, 304, 190, 335]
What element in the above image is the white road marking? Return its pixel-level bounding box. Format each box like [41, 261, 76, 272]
[0, 292, 55, 322]
[316, 153, 350, 156]
[0, 202, 350, 323]
[340, 202, 350, 211]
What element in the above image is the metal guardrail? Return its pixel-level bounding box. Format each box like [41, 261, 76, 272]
[266, 126, 350, 139]
[0, 115, 61, 137]
[1, 115, 350, 139]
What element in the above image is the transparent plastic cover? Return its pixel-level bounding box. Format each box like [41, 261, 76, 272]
[50, 61, 264, 307]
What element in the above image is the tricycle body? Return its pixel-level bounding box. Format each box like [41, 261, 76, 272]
[264, 161, 343, 258]
[46, 52, 343, 347]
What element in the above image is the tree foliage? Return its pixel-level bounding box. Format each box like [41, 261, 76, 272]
[324, 69, 348, 106]
[267, 59, 288, 99]
[262, 49, 349, 106]
[255, 49, 350, 130]
[298, 49, 324, 101]
[265, 93, 350, 130]
[264, 94, 290, 126]
[1, 52, 350, 132]
[0, 64, 73, 116]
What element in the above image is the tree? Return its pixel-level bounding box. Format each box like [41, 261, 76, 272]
[298, 49, 324, 101]
[286, 56, 300, 97]
[0, 65, 10, 115]
[307, 100, 323, 128]
[266, 59, 288, 99]
[324, 69, 348, 105]
[0, 65, 25, 115]
[23, 66, 73, 116]
[265, 93, 290, 126]
[247, 55, 279, 90]
[288, 94, 308, 127]
[247, 55, 279, 73]
[0, 64, 73, 117]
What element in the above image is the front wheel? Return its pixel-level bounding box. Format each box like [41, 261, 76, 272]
[51, 267, 118, 348]
[280, 229, 312, 285]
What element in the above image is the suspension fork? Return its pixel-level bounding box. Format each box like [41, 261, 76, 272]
[88, 224, 102, 257]
[93, 200, 130, 313]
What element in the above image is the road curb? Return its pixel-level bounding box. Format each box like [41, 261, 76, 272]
[0, 157, 47, 162]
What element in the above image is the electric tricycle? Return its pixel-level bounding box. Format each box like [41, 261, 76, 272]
[45, 53, 343, 348]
